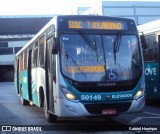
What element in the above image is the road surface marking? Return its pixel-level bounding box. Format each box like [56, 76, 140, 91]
[130, 117, 160, 125]
[144, 111, 160, 116]
[130, 117, 142, 125]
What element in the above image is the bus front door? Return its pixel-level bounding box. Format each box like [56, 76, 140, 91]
[46, 37, 55, 112]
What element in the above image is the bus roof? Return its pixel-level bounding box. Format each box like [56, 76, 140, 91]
[137, 19, 160, 34]
[16, 16, 56, 56]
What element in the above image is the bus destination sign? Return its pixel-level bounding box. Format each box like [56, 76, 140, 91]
[68, 20, 128, 30]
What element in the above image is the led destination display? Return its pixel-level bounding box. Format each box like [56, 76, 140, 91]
[68, 20, 128, 30]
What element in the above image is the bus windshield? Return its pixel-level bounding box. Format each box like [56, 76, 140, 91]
[60, 33, 142, 82]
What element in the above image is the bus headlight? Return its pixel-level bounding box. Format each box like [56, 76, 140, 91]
[134, 90, 143, 99]
[66, 93, 76, 100]
[134, 83, 145, 99]
[60, 85, 77, 101]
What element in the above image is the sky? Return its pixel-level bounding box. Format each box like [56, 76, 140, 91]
[0, 0, 160, 16]
[0, 0, 100, 16]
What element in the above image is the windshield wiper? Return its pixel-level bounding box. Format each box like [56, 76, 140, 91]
[113, 32, 121, 65]
[79, 30, 97, 50]
[80, 30, 99, 62]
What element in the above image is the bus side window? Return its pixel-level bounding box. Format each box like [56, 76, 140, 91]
[144, 34, 158, 62]
[20, 54, 23, 72]
[38, 35, 45, 66]
[23, 50, 27, 70]
[32, 42, 38, 68]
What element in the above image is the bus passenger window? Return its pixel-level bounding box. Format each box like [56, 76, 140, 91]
[32, 47, 38, 68]
[143, 34, 158, 61]
[39, 35, 45, 66]
[19, 54, 23, 71]
[23, 51, 27, 70]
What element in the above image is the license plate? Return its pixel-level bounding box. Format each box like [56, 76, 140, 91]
[102, 109, 117, 115]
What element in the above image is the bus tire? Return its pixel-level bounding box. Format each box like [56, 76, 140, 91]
[44, 99, 57, 123]
[20, 86, 29, 105]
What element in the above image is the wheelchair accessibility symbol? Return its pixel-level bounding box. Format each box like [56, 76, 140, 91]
[108, 69, 118, 80]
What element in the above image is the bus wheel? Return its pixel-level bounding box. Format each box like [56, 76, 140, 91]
[44, 100, 57, 123]
[20, 87, 28, 105]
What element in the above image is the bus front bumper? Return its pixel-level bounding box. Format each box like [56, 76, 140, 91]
[55, 95, 145, 117]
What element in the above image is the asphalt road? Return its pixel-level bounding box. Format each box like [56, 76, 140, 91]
[0, 82, 160, 133]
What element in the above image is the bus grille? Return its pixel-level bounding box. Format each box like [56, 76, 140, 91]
[84, 102, 131, 114]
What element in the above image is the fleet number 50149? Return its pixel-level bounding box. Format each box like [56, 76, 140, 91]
[81, 95, 102, 101]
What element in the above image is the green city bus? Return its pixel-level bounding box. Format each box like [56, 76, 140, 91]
[15, 15, 145, 122]
[138, 19, 160, 99]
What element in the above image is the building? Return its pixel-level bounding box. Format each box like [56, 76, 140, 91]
[0, 16, 53, 81]
[81, 0, 160, 25]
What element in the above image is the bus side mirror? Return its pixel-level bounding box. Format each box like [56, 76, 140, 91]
[52, 45, 58, 54]
[52, 38, 58, 54]
[140, 35, 147, 49]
